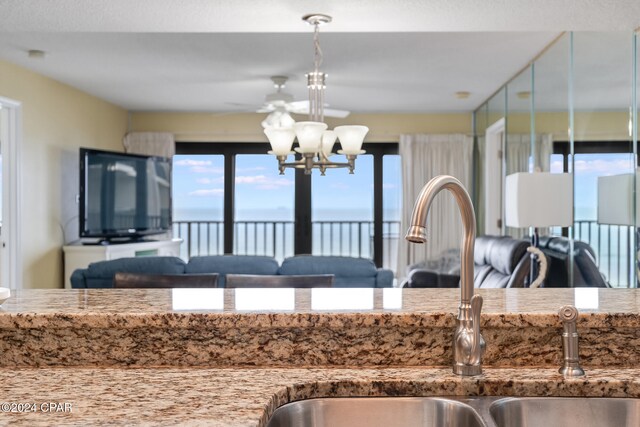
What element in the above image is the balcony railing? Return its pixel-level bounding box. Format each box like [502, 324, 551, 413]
[172, 220, 401, 271]
[574, 220, 636, 288]
[173, 219, 636, 286]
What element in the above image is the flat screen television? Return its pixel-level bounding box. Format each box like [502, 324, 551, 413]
[79, 148, 172, 242]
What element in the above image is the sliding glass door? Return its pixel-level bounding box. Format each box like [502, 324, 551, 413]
[173, 142, 399, 272]
[172, 154, 224, 259]
[234, 154, 294, 261]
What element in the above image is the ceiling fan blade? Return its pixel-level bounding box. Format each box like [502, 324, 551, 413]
[287, 101, 350, 118]
[287, 100, 309, 110]
[256, 106, 275, 113]
[323, 108, 351, 118]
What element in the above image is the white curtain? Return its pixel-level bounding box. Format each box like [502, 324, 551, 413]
[397, 134, 474, 280]
[123, 132, 175, 158]
[505, 133, 553, 174]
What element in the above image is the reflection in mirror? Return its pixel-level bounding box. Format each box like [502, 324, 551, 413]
[474, 31, 639, 288]
[504, 65, 534, 239]
[531, 33, 571, 236]
[637, 30, 640, 288]
[573, 32, 635, 288]
[477, 87, 507, 237]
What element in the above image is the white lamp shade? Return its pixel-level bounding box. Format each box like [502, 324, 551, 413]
[597, 173, 636, 226]
[294, 121, 327, 153]
[505, 172, 573, 227]
[264, 127, 296, 156]
[335, 125, 369, 154]
[321, 130, 337, 157]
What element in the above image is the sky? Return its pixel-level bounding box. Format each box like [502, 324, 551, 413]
[172, 153, 402, 221]
[173, 151, 633, 222]
[550, 152, 635, 220]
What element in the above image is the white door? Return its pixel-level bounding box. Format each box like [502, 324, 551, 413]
[0, 105, 3, 284]
[484, 118, 506, 236]
[0, 97, 22, 289]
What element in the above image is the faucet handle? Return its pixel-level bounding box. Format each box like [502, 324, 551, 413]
[471, 295, 483, 327]
[471, 294, 484, 356]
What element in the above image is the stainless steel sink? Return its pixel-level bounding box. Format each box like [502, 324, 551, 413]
[266, 396, 640, 427]
[265, 397, 486, 427]
[489, 397, 640, 427]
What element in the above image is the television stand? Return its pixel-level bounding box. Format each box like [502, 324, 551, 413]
[83, 237, 157, 246]
[62, 238, 183, 289]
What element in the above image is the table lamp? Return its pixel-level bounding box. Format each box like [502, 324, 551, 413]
[505, 172, 574, 285]
[597, 173, 636, 226]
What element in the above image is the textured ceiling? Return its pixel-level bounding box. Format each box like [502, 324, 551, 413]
[0, 1, 637, 113]
[1, 0, 639, 32]
[0, 32, 560, 112]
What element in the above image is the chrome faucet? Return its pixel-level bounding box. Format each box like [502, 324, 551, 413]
[405, 175, 484, 376]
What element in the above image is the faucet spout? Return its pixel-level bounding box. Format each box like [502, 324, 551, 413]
[404, 175, 484, 376]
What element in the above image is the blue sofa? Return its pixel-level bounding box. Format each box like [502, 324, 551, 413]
[70, 255, 394, 288]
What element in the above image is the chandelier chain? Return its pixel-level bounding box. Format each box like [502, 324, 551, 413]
[313, 22, 323, 72]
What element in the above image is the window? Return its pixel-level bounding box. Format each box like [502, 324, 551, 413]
[383, 155, 401, 272]
[312, 154, 373, 257]
[234, 154, 294, 261]
[172, 154, 224, 259]
[174, 142, 399, 272]
[553, 141, 635, 287]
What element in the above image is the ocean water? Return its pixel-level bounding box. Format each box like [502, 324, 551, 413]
[174, 208, 401, 222]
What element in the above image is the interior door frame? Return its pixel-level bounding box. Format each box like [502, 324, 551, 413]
[0, 96, 22, 289]
[484, 118, 506, 236]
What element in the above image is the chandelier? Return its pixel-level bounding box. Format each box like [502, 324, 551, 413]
[263, 14, 369, 175]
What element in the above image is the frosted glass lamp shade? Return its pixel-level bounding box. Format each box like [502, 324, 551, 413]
[505, 172, 573, 227]
[597, 173, 636, 226]
[321, 130, 337, 157]
[294, 121, 327, 153]
[335, 125, 369, 154]
[264, 127, 296, 156]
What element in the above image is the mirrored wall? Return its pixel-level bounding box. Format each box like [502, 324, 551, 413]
[474, 31, 639, 288]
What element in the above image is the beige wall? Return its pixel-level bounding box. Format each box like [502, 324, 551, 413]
[0, 60, 128, 289]
[505, 111, 631, 141]
[130, 112, 472, 142]
[0, 59, 471, 288]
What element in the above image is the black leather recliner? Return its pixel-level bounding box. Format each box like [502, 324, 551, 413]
[537, 236, 609, 288]
[405, 235, 531, 288]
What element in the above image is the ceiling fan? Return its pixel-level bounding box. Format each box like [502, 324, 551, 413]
[258, 76, 350, 128]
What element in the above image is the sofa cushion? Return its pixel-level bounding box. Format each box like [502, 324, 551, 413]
[279, 255, 378, 288]
[186, 255, 279, 287]
[280, 255, 377, 276]
[84, 256, 187, 288]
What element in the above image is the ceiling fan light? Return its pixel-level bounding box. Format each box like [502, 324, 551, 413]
[294, 121, 327, 153]
[264, 127, 296, 156]
[261, 109, 295, 129]
[335, 125, 369, 154]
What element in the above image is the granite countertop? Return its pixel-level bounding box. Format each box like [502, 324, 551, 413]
[2, 288, 639, 327]
[0, 288, 638, 368]
[1, 366, 639, 426]
[0, 288, 639, 425]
